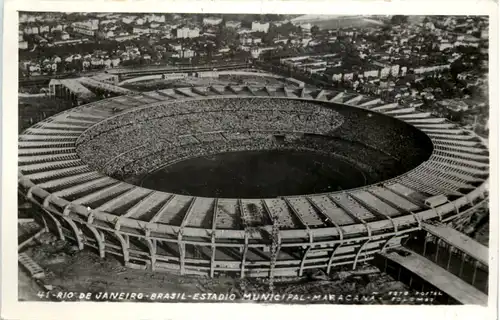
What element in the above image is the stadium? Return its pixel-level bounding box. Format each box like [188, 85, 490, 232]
[18, 85, 489, 279]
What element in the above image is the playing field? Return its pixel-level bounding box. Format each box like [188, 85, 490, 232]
[140, 149, 368, 198]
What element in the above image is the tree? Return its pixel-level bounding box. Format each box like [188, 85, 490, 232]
[216, 26, 238, 48]
[391, 15, 409, 25]
[311, 25, 320, 36]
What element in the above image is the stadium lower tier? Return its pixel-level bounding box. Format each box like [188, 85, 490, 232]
[114, 135, 403, 198]
[18, 86, 489, 277]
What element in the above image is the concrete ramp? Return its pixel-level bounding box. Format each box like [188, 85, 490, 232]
[49, 79, 96, 102]
[381, 249, 487, 305]
[78, 77, 133, 95]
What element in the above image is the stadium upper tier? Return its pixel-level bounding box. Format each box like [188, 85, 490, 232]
[18, 85, 489, 277]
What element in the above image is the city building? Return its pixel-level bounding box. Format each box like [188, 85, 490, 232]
[23, 25, 39, 35]
[250, 46, 277, 58]
[176, 26, 200, 39]
[72, 20, 99, 36]
[438, 99, 470, 112]
[181, 48, 195, 58]
[251, 21, 270, 33]
[99, 19, 118, 25]
[50, 24, 63, 33]
[122, 16, 137, 24]
[99, 30, 115, 39]
[203, 17, 223, 26]
[132, 26, 150, 35]
[19, 41, 28, 50]
[145, 14, 166, 23]
[225, 21, 242, 29]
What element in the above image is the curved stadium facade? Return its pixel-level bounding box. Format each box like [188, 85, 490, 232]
[18, 85, 489, 278]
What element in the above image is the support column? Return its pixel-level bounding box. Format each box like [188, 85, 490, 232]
[353, 239, 371, 270]
[61, 204, 84, 250]
[210, 233, 216, 278]
[240, 232, 249, 279]
[326, 243, 344, 274]
[87, 225, 105, 258]
[178, 232, 185, 275]
[62, 217, 84, 250]
[146, 239, 157, 271]
[113, 231, 129, 264]
[299, 246, 311, 277]
[43, 210, 65, 241]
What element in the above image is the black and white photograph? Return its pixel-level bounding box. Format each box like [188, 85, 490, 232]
[2, 0, 498, 319]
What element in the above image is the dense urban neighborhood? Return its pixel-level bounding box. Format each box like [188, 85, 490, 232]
[19, 13, 489, 135]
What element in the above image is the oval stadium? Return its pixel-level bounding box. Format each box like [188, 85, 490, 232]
[18, 85, 489, 278]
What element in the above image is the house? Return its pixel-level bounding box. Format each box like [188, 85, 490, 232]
[363, 67, 380, 78]
[100, 30, 114, 39]
[39, 24, 50, 33]
[60, 32, 70, 40]
[343, 72, 354, 81]
[241, 37, 262, 45]
[237, 28, 253, 35]
[114, 35, 139, 42]
[307, 66, 326, 74]
[111, 58, 121, 67]
[28, 64, 41, 73]
[170, 44, 183, 51]
[19, 13, 36, 23]
[50, 24, 63, 32]
[438, 41, 453, 51]
[438, 99, 469, 112]
[122, 16, 136, 24]
[103, 59, 112, 68]
[400, 66, 408, 76]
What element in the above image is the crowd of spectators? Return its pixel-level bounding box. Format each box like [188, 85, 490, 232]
[102, 133, 406, 184]
[76, 97, 433, 184]
[322, 103, 433, 169]
[76, 98, 345, 163]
